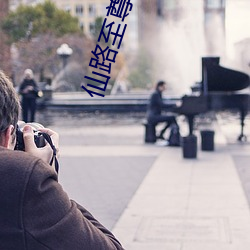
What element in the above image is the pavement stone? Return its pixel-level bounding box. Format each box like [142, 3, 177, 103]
[58, 155, 155, 229]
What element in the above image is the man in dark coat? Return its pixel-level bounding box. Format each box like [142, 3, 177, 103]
[0, 70, 124, 249]
[147, 80, 178, 140]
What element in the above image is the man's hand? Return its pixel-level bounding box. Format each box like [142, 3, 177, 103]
[23, 125, 59, 165]
[23, 86, 34, 94]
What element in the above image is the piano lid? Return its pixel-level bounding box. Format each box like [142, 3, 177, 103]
[201, 57, 250, 92]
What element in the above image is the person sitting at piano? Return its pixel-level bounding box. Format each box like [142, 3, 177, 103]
[146, 80, 178, 140]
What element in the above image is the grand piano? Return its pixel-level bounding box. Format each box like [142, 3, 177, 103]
[175, 57, 250, 141]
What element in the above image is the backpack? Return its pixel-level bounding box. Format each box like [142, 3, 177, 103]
[168, 124, 181, 147]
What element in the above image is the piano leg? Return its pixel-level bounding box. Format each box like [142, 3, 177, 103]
[238, 109, 247, 142]
[187, 115, 195, 135]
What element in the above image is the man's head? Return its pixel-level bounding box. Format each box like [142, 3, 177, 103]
[0, 71, 20, 149]
[156, 81, 166, 92]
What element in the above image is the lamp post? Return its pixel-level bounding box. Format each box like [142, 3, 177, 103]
[56, 43, 73, 68]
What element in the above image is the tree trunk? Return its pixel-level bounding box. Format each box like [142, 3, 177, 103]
[0, 0, 12, 78]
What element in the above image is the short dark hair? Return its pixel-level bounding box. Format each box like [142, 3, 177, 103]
[156, 81, 166, 90]
[0, 71, 20, 143]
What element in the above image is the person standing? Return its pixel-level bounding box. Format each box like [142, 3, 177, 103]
[147, 80, 178, 140]
[19, 69, 38, 122]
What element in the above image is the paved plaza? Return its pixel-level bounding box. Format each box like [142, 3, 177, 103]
[37, 110, 250, 250]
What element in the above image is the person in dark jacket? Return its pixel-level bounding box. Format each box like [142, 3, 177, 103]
[147, 80, 178, 140]
[19, 69, 39, 123]
[0, 70, 124, 250]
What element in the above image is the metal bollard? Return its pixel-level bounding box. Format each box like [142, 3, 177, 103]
[200, 130, 215, 151]
[182, 135, 197, 159]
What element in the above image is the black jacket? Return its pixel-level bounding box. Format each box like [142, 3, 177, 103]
[147, 90, 169, 118]
[19, 79, 38, 99]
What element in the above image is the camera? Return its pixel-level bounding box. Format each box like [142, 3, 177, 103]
[14, 122, 46, 151]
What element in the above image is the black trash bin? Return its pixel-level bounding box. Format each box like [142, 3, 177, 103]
[144, 122, 156, 143]
[182, 135, 197, 159]
[200, 130, 214, 151]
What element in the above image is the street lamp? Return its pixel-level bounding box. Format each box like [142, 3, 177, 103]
[56, 43, 73, 68]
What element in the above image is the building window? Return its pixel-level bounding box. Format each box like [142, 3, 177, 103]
[157, 0, 164, 16]
[89, 22, 95, 33]
[64, 5, 71, 13]
[205, 0, 225, 9]
[80, 22, 84, 32]
[76, 5, 84, 16]
[89, 4, 96, 17]
[165, 0, 177, 10]
[102, 3, 107, 15]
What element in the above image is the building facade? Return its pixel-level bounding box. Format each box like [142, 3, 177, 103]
[9, 0, 138, 52]
[10, 0, 43, 10]
[51, 0, 138, 51]
[10, 0, 114, 34]
[51, 0, 110, 34]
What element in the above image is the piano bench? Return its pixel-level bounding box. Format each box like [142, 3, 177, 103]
[142, 120, 156, 143]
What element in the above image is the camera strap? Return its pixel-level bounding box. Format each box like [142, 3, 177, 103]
[40, 132, 59, 174]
